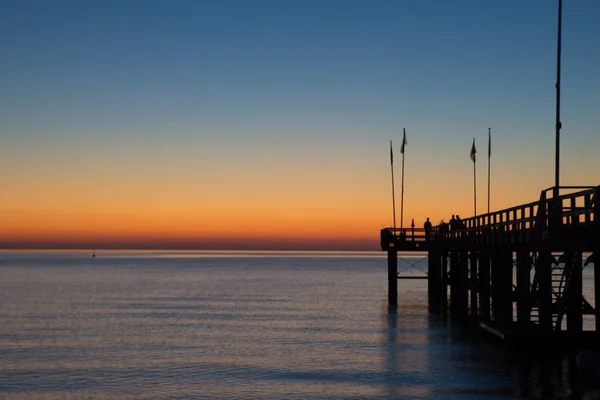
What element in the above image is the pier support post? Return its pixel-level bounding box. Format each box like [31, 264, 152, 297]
[450, 250, 469, 319]
[470, 251, 478, 319]
[479, 251, 491, 322]
[441, 253, 449, 312]
[538, 247, 554, 334]
[428, 250, 442, 312]
[449, 251, 459, 314]
[595, 251, 600, 335]
[595, 187, 600, 335]
[567, 251, 583, 335]
[491, 249, 513, 325]
[387, 249, 398, 306]
[459, 251, 469, 319]
[516, 249, 531, 329]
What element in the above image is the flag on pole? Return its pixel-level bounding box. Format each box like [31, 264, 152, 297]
[488, 129, 491, 159]
[400, 130, 407, 154]
[470, 138, 477, 163]
[390, 140, 394, 164]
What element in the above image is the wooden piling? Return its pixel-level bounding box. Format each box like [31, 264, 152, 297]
[449, 250, 469, 319]
[441, 253, 449, 311]
[537, 247, 554, 333]
[449, 251, 458, 315]
[387, 248, 398, 306]
[459, 250, 469, 318]
[566, 251, 583, 334]
[478, 251, 491, 322]
[595, 251, 600, 334]
[428, 250, 442, 312]
[516, 248, 531, 328]
[595, 186, 600, 335]
[491, 249, 513, 325]
[469, 250, 478, 319]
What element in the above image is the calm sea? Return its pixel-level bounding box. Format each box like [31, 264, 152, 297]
[0, 250, 598, 399]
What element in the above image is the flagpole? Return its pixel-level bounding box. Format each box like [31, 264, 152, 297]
[400, 128, 406, 230]
[474, 154, 477, 216]
[390, 140, 397, 233]
[487, 127, 491, 214]
[471, 138, 477, 216]
[554, 0, 562, 198]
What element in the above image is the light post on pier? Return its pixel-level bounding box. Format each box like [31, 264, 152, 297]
[554, 0, 562, 199]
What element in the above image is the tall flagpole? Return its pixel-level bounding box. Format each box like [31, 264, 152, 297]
[554, 0, 562, 199]
[471, 138, 477, 216]
[400, 128, 406, 230]
[487, 127, 491, 214]
[474, 151, 477, 216]
[390, 140, 397, 233]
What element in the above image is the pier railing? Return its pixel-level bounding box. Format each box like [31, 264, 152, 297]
[381, 185, 599, 250]
[380, 227, 429, 250]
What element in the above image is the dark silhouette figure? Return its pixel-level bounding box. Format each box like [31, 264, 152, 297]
[449, 215, 457, 231]
[438, 220, 448, 238]
[424, 217, 432, 240]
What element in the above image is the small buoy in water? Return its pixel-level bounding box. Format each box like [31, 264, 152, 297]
[576, 349, 600, 375]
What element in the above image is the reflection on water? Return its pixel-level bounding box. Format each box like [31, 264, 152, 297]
[384, 291, 600, 400]
[0, 251, 598, 399]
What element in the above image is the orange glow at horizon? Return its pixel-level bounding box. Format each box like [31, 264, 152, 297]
[3, 126, 598, 251]
[1, 168, 579, 251]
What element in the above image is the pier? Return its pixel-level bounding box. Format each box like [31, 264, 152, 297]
[381, 185, 600, 349]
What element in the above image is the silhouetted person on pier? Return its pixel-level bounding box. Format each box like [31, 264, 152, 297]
[449, 215, 460, 238]
[424, 218, 432, 240]
[437, 220, 448, 239]
[449, 215, 457, 231]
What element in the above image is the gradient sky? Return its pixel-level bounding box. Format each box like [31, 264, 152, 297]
[1, 0, 599, 250]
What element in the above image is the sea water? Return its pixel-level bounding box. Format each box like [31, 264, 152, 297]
[0, 250, 598, 399]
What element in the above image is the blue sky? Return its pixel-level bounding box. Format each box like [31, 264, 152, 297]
[1, 0, 599, 249]
[4, 0, 598, 128]
[3, 1, 599, 129]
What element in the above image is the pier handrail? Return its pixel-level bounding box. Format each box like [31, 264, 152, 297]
[429, 185, 599, 246]
[381, 185, 598, 250]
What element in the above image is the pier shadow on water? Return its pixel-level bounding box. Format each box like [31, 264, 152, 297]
[384, 302, 600, 399]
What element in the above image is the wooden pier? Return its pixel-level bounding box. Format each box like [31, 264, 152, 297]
[381, 185, 600, 349]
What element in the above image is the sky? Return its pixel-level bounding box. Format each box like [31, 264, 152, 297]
[1, 0, 599, 251]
